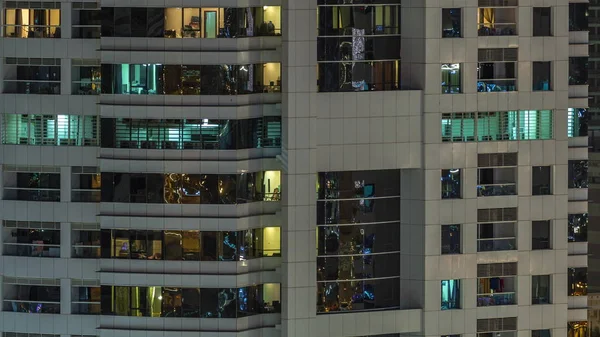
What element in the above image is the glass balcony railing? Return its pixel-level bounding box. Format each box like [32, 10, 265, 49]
[4, 300, 60, 313]
[72, 302, 101, 314]
[477, 292, 516, 306]
[3, 188, 61, 202]
[477, 80, 517, 92]
[477, 23, 517, 36]
[72, 245, 101, 258]
[477, 184, 517, 196]
[3, 243, 61, 257]
[477, 238, 516, 252]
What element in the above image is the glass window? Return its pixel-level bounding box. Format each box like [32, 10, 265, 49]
[101, 63, 281, 95]
[477, 7, 517, 36]
[569, 3, 589, 31]
[442, 64, 461, 94]
[477, 222, 516, 252]
[569, 57, 588, 85]
[164, 231, 182, 260]
[71, 167, 101, 202]
[441, 169, 461, 199]
[3, 284, 61, 313]
[441, 225, 461, 254]
[318, 61, 400, 92]
[519, 110, 553, 140]
[442, 113, 476, 142]
[72, 59, 101, 95]
[532, 275, 551, 304]
[477, 62, 517, 92]
[3, 222, 61, 257]
[568, 267, 587, 296]
[568, 160, 588, 188]
[477, 276, 516, 306]
[568, 322, 588, 337]
[568, 213, 588, 242]
[3, 6, 61, 38]
[71, 285, 101, 314]
[532, 330, 551, 337]
[533, 8, 552, 36]
[317, 278, 400, 313]
[441, 280, 460, 310]
[3, 58, 61, 94]
[567, 108, 589, 137]
[532, 166, 551, 195]
[477, 168, 517, 197]
[442, 8, 461, 37]
[71, 3, 100, 38]
[532, 221, 550, 250]
[532, 62, 552, 91]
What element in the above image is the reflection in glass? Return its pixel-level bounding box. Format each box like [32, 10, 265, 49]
[568, 213, 588, 242]
[317, 278, 399, 313]
[568, 267, 587, 296]
[101, 63, 281, 95]
[101, 285, 280, 318]
[318, 61, 400, 92]
[568, 160, 588, 188]
[441, 279, 460, 310]
[101, 172, 281, 204]
[316, 169, 401, 314]
[102, 228, 280, 261]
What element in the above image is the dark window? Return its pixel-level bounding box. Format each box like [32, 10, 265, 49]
[441, 280, 460, 310]
[568, 160, 588, 188]
[441, 169, 461, 199]
[532, 62, 552, 91]
[533, 8, 551, 36]
[532, 330, 551, 337]
[442, 8, 461, 38]
[568, 213, 588, 242]
[477, 222, 516, 252]
[441, 225, 461, 254]
[532, 275, 551, 304]
[532, 221, 550, 250]
[569, 3, 589, 31]
[568, 267, 587, 296]
[569, 57, 588, 85]
[532, 166, 551, 195]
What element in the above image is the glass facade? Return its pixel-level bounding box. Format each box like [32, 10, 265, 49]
[100, 63, 281, 95]
[3, 4, 61, 38]
[101, 117, 281, 150]
[317, 170, 400, 313]
[100, 7, 281, 38]
[2, 114, 99, 146]
[100, 284, 281, 317]
[316, 4, 401, 92]
[101, 228, 281, 261]
[3, 58, 61, 94]
[101, 171, 281, 204]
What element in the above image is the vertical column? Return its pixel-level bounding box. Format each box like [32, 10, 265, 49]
[60, 2, 72, 39]
[60, 278, 71, 314]
[60, 58, 71, 96]
[281, 0, 318, 336]
[60, 166, 71, 202]
[60, 222, 71, 258]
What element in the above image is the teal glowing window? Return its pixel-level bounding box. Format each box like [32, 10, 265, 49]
[442, 110, 553, 142]
[2, 114, 99, 146]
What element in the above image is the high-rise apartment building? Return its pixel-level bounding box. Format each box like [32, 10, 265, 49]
[0, 1, 590, 337]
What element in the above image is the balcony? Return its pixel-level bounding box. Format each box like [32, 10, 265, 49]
[477, 292, 517, 307]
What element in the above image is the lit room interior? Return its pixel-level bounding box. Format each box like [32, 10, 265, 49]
[3, 8, 61, 38]
[163, 6, 281, 38]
